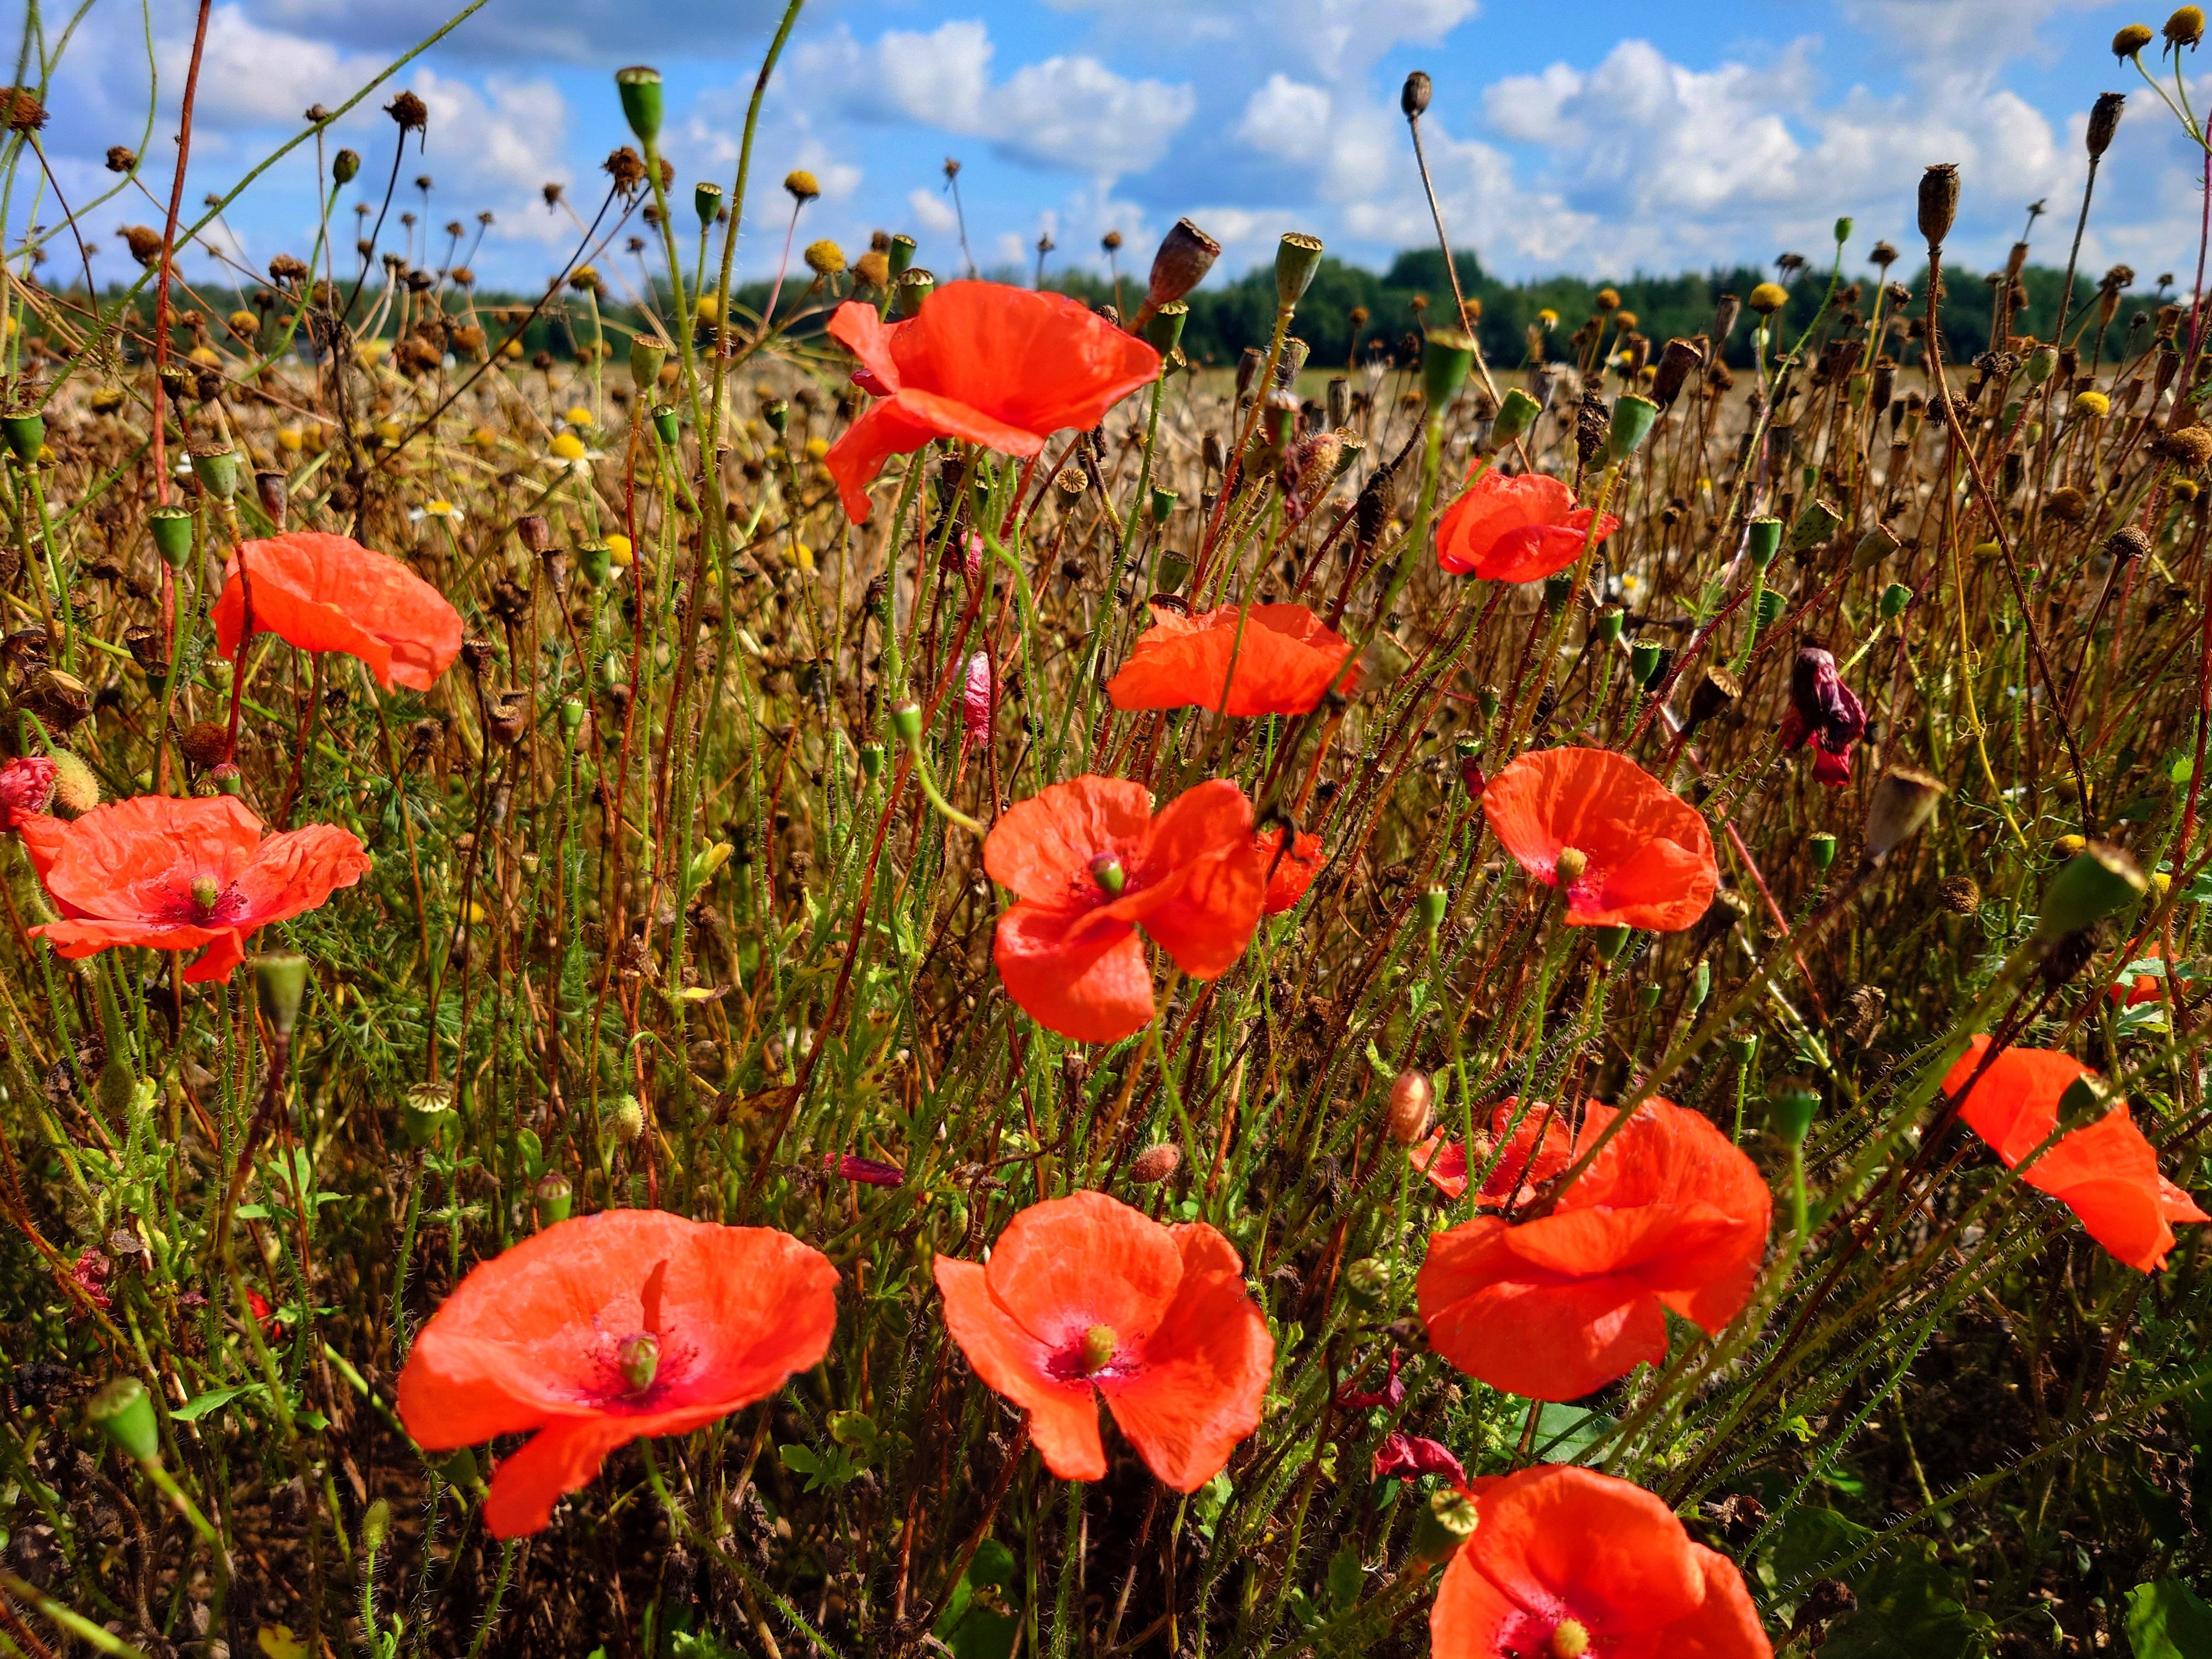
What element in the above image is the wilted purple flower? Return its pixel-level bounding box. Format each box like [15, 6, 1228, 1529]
[826, 1153, 903, 1187]
[1779, 644, 1866, 786]
[1372, 1429, 1465, 1486]
[963, 652, 994, 751]
[1335, 1347, 1404, 1411]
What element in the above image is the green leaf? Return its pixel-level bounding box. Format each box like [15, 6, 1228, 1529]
[2133, 1470, 2191, 1550]
[1532, 1403, 1612, 1462]
[1770, 1506, 1872, 1596]
[1325, 1544, 1363, 1614]
[1821, 1544, 1994, 1659]
[173, 1385, 264, 1423]
[777, 1443, 820, 1476]
[935, 1538, 1020, 1659]
[2128, 1581, 2212, 1659]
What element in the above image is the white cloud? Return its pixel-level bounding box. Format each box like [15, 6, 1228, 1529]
[1236, 75, 1332, 166]
[1040, 0, 1476, 82]
[908, 187, 961, 235]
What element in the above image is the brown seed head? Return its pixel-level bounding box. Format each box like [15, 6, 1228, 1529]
[386, 91, 428, 133]
[0, 88, 45, 133]
[2088, 91, 2126, 156]
[1935, 875, 1982, 916]
[1144, 217, 1221, 313]
[1401, 71, 1432, 118]
[2160, 425, 2212, 469]
[1918, 163, 1960, 249]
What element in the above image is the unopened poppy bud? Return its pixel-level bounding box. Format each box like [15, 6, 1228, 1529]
[618, 1332, 659, 1393]
[332, 148, 359, 185]
[1492, 387, 1541, 447]
[255, 953, 309, 1037]
[1593, 924, 1630, 963]
[192, 448, 240, 501]
[612, 1094, 646, 1142]
[149, 505, 194, 569]
[616, 66, 662, 147]
[88, 1377, 160, 1463]
[1607, 393, 1658, 460]
[2037, 842, 2146, 940]
[1809, 832, 1837, 870]
[694, 181, 721, 225]
[1130, 1143, 1182, 1184]
[1880, 581, 1913, 618]
[50, 751, 98, 815]
[362, 1498, 392, 1553]
[1770, 1080, 1819, 1146]
[1276, 233, 1324, 308]
[1143, 299, 1187, 355]
[1401, 70, 1432, 118]
[1422, 328, 1475, 411]
[1089, 853, 1127, 895]
[1918, 163, 1960, 249]
[1081, 1324, 1117, 1373]
[1833, 216, 1853, 245]
[1420, 885, 1447, 932]
[2088, 91, 2126, 157]
[2117, 22, 2155, 55]
[2056, 1074, 2112, 1132]
[1388, 1069, 1435, 1145]
[1864, 767, 1946, 866]
[1143, 218, 1221, 317]
[534, 1170, 572, 1225]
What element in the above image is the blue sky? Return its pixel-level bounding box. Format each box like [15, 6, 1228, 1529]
[21, 0, 2212, 298]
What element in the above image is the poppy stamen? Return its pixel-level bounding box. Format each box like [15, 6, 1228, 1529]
[617, 1333, 659, 1395]
[1081, 1323, 1118, 1374]
[1548, 1618, 1592, 1658]
[1553, 847, 1588, 886]
[1089, 854, 1127, 895]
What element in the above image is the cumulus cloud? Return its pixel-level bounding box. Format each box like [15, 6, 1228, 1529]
[1040, 0, 1476, 82]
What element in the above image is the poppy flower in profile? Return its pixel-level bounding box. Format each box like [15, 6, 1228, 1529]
[1418, 1098, 1771, 1401]
[1256, 826, 1325, 914]
[1942, 1037, 2208, 1270]
[1435, 469, 1621, 583]
[985, 775, 1266, 1043]
[20, 795, 370, 983]
[933, 1191, 1273, 1489]
[1410, 1099, 1579, 1205]
[824, 283, 1160, 522]
[1777, 645, 1866, 787]
[1482, 747, 1717, 932]
[1107, 603, 1358, 718]
[1432, 1465, 1771, 1659]
[398, 1210, 837, 1538]
[214, 531, 464, 691]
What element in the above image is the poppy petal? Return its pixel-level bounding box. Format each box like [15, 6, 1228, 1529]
[1105, 605, 1357, 717]
[1103, 1223, 1273, 1491]
[984, 776, 1153, 904]
[981, 1192, 1185, 1354]
[934, 1257, 1106, 1481]
[1418, 1220, 1667, 1401]
[1257, 827, 1325, 913]
[215, 532, 462, 691]
[826, 300, 905, 397]
[994, 903, 1155, 1043]
[482, 1418, 627, 1540]
[885, 282, 1159, 439]
[1466, 1466, 1711, 1634]
[822, 394, 963, 525]
[227, 825, 374, 928]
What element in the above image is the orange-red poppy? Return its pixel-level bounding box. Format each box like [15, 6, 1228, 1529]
[20, 795, 370, 983]
[213, 531, 464, 691]
[2107, 947, 2183, 1009]
[1410, 1099, 1579, 1204]
[1482, 747, 1717, 932]
[1435, 469, 1620, 583]
[1256, 826, 1325, 914]
[824, 283, 1160, 523]
[1432, 1465, 1771, 1659]
[397, 1210, 837, 1538]
[934, 1191, 1273, 1488]
[986, 775, 1266, 1043]
[1107, 603, 1358, 717]
[1942, 1037, 2208, 1271]
[1418, 1098, 1770, 1401]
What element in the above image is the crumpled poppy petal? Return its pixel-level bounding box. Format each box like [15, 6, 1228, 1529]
[32, 917, 229, 960]
[1103, 1223, 1273, 1491]
[1436, 470, 1620, 583]
[934, 1257, 1105, 1481]
[482, 1418, 628, 1540]
[226, 825, 373, 928]
[1106, 604, 1357, 716]
[1417, 1220, 1666, 1401]
[826, 300, 905, 396]
[1256, 827, 1325, 914]
[180, 928, 249, 984]
[994, 902, 1154, 1043]
[215, 532, 461, 691]
[984, 776, 1152, 905]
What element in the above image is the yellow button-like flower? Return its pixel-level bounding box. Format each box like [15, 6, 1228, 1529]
[2073, 390, 2111, 420]
[564, 405, 593, 428]
[2055, 833, 2087, 857]
[804, 436, 830, 461]
[276, 427, 304, 452]
[606, 532, 633, 567]
[695, 295, 720, 325]
[551, 431, 588, 462]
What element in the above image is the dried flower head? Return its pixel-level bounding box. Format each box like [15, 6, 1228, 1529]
[386, 91, 429, 133]
[1918, 163, 1960, 249]
[854, 249, 890, 289]
[2089, 91, 2126, 157]
[0, 88, 46, 133]
[2166, 6, 2204, 50]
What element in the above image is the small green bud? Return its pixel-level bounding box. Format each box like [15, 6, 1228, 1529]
[534, 1169, 573, 1226]
[1689, 959, 1711, 1009]
[1420, 885, 1447, 932]
[762, 398, 789, 435]
[88, 1377, 161, 1463]
[694, 182, 723, 227]
[1630, 638, 1666, 688]
[1593, 924, 1630, 963]
[891, 702, 923, 744]
[1593, 606, 1625, 644]
[1769, 1079, 1820, 1146]
[560, 698, 586, 738]
[1421, 329, 1476, 411]
[859, 742, 884, 780]
[1491, 387, 1541, 447]
[191, 448, 241, 501]
[1880, 582, 1913, 619]
[1634, 983, 1662, 1012]
[332, 149, 360, 186]
[1544, 570, 1576, 613]
[362, 1498, 393, 1553]
[653, 404, 680, 445]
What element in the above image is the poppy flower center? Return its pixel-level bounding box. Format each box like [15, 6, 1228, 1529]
[189, 874, 222, 915]
[1081, 1324, 1117, 1374]
[617, 1333, 659, 1394]
[1553, 847, 1588, 885]
[1088, 854, 1127, 895]
[1548, 1618, 1592, 1659]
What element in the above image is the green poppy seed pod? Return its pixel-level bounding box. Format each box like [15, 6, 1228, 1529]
[1864, 766, 1947, 866]
[1787, 497, 1842, 554]
[1477, 684, 1500, 721]
[2056, 1074, 2113, 1132]
[332, 148, 360, 185]
[1421, 328, 1475, 411]
[254, 953, 309, 1038]
[577, 543, 612, 587]
[1810, 832, 1838, 870]
[1545, 571, 1577, 614]
[616, 66, 663, 148]
[560, 698, 585, 738]
[1728, 1032, 1759, 1067]
[616, 1331, 660, 1393]
[893, 268, 935, 319]
[1144, 299, 1188, 356]
[1420, 885, 1447, 932]
[1593, 924, 1631, 963]
[1770, 1080, 1820, 1146]
[653, 404, 679, 445]
[1689, 958, 1711, 1009]
[1851, 523, 1900, 572]
[1918, 163, 1960, 250]
[2087, 91, 2126, 158]
[1833, 216, 1853, 245]
[1410, 1487, 1481, 1566]
[1880, 581, 1914, 618]
[1629, 638, 1664, 687]
[191, 448, 240, 501]
[1607, 393, 1659, 461]
[403, 1082, 458, 1150]
[1401, 71, 1432, 119]
[891, 702, 923, 744]
[534, 1169, 572, 1226]
[1344, 1257, 1391, 1307]
[627, 332, 668, 390]
[763, 397, 788, 436]
[1090, 853, 1127, 895]
[1755, 588, 1788, 628]
[859, 742, 884, 780]
[2036, 841, 2147, 940]
[693, 182, 722, 227]
[88, 1377, 161, 1463]
[1142, 218, 1221, 317]
[1276, 232, 1325, 309]
[3, 410, 44, 464]
[1746, 517, 1782, 567]
[2026, 344, 2058, 384]
[1491, 386, 1541, 447]
[1594, 607, 1625, 645]
[1156, 550, 1191, 592]
[1148, 486, 1177, 523]
[362, 1498, 393, 1554]
[1634, 983, 1662, 1012]
[888, 233, 917, 278]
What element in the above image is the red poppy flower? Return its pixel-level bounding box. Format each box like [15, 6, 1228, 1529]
[824, 283, 1160, 522]
[933, 1192, 1272, 1489]
[1482, 747, 1717, 932]
[397, 1209, 837, 1538]
[1256, 826, 1325, 914]
[1433, 1465, 1770, 1659]
[1418, 1098, 1770, 1401]
[1410, 1099, 1580, 1205]
[1436, 470, 1620, 583]
[213, 531, 464, 691]
[1942, 1037, 2208, 1271]
[1107, 603, 1358, 718]
[0, 755, 55, 827]
[2107, 947, 2182, 1008]
[986, 775, 1266, 1044]
[20, 795, 370, 983]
